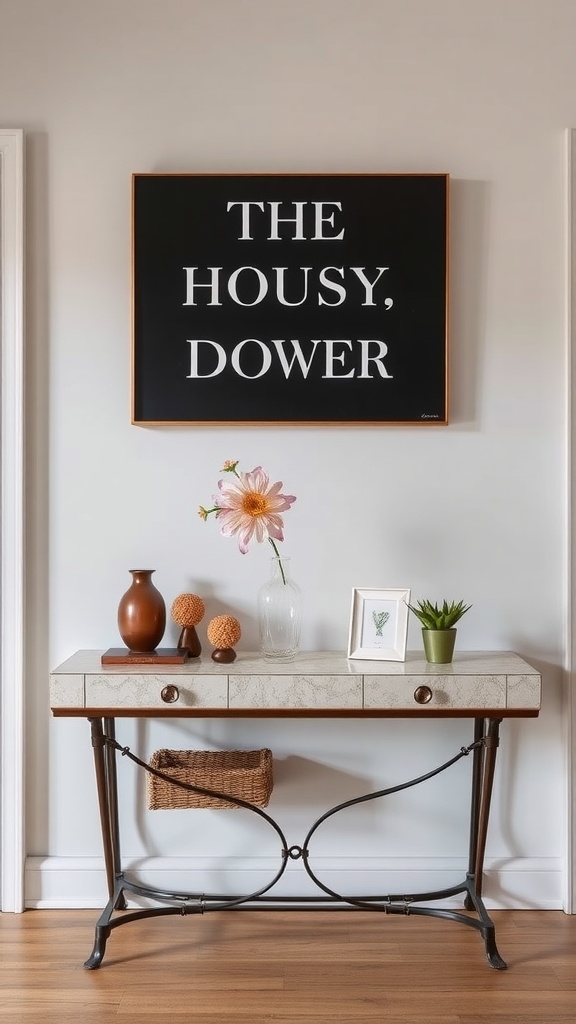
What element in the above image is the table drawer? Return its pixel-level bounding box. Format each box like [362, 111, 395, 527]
[84, 673, 227, 709]
[363, 674, 507, 710]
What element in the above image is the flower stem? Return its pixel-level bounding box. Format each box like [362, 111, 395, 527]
[268, 537, 286, 584]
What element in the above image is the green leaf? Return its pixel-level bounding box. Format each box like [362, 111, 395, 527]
[408, 599, 472, 630]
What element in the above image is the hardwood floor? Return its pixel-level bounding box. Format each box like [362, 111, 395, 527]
[0, 909, 574, 1023]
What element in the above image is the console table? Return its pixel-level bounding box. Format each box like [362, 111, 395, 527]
[50, 649, 541, 970]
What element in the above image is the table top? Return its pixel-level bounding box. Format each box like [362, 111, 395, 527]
[50, 650, 541, 718]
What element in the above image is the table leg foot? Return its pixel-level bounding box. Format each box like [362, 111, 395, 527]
[485, 930, 507, 970]
[84, 925, 110, 970]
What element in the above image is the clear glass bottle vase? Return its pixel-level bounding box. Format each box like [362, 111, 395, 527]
[257, 556, 302, 662]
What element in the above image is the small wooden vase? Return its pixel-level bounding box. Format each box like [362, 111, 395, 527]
[117, 569, 166, 653]
[171, 593, 205, 658]
[207, 614, 241, 663]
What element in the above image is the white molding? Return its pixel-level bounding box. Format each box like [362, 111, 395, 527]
[25, 855, 563, 911]
[567, 129, 576, 914]
[0, 129, 25, 912]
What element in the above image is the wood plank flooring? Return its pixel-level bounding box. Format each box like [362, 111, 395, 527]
[0, 909, 574, 1023]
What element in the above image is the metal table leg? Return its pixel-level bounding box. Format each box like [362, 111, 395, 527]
[88, 717, 117, 898]
[102, 718, 124, 896]
[463, 716, 506, 968]
[472, 717, 502, 898]
[467, 717, 485, 892]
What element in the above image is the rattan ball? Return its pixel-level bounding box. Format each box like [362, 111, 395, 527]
[171, 593, 205, 627]
[207, 614, 241, 649]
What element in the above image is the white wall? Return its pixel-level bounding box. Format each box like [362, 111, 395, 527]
[1, 0, 572, 908]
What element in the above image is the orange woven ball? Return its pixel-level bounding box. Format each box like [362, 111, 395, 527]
[171, 593, 205, 627]
[207, 614, 241, 649]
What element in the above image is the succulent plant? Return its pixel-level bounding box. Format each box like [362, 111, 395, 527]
[407, 599, 472, 630]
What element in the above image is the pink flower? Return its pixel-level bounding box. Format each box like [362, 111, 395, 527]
[199, 461, 297, 563]
[216, 466, 296, 554]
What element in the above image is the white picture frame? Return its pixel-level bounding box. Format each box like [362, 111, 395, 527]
[347, 587, 410, 661]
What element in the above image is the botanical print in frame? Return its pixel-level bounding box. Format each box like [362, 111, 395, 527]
[347, 588, 410, 661]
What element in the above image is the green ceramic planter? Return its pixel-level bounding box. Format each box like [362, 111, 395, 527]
[422, 628, 457, 664]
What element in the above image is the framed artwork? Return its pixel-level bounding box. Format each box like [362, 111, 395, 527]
[132, 173, 449, 425]
[347, 587, 411, 662]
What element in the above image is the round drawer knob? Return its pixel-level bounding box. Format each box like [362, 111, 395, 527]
[413, 685, 433, 705]
[161, 684, 180, 704]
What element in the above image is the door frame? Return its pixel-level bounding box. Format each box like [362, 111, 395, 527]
[567, 128, 576, 914]
[0, 128, 25, 912]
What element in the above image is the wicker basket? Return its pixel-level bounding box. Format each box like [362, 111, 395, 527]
[147, 747, 273, 810]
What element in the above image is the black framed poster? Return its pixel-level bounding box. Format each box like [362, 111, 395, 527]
[132, 173, 449, 425]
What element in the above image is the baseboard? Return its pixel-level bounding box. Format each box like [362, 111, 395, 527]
[25, 855, 563, 910]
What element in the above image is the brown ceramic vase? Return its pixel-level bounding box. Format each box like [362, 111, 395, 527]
[117, 569, 166, 652]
